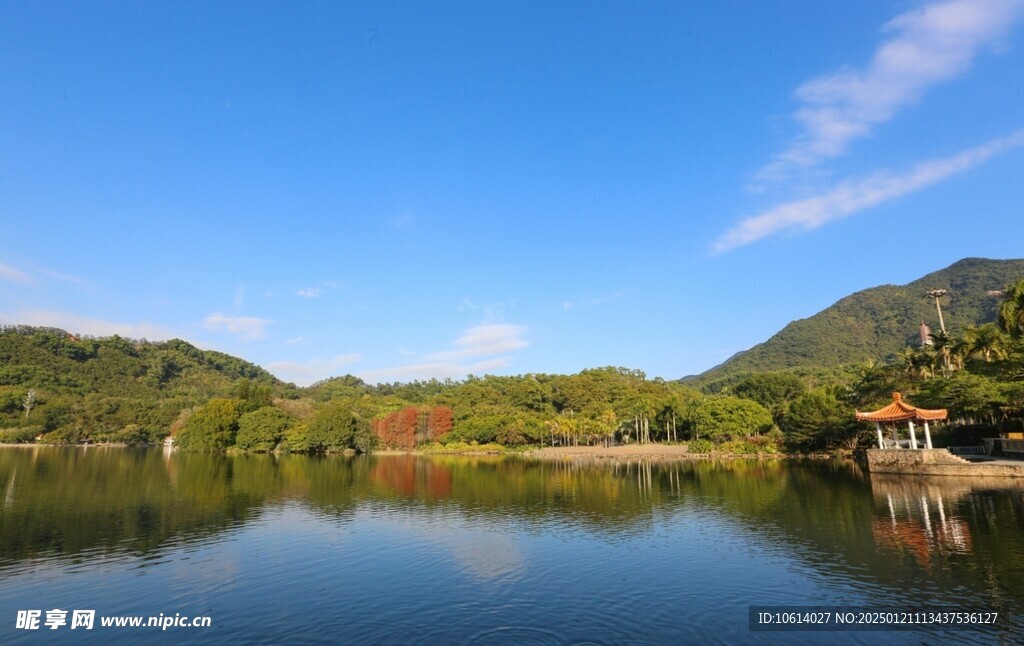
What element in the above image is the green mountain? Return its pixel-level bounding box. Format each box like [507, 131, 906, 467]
[0, 326, 282, 440]
[695, 258, 1024, 382]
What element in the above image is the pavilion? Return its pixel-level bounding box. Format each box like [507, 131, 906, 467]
[856, 392, 948, 450]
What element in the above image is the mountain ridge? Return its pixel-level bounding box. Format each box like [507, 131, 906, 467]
[692, 257, 1024, 382]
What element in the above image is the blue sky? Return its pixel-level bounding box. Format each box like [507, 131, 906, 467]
[2, 0, 1023, 385]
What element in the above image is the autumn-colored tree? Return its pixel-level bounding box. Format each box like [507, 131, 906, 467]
[374, 406, 419, 449]
[426, 405, 453, 442]
[397, 407, 418, 448]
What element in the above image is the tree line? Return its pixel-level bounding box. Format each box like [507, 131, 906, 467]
[2, 278, 1023, 454]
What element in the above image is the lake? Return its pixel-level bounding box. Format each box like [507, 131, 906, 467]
[1, 447, 1022, 644]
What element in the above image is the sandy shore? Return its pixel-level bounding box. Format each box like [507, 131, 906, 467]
[523, 444, 709, 462]
[369, 445, 790, 462]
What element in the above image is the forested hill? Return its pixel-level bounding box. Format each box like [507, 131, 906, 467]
[0, 326, 278, 394]
[0, 326, 282, 440]
[694, 258, 1024, 382]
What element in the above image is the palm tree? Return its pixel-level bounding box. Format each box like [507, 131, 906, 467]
[852, 358, 890, 403]
[902, 347, 933, 381]
[998, 278, 1024, 339]
[928, 330, 954, 374]
[950, 336, 970, 370]
[961, 323, 1008, 363]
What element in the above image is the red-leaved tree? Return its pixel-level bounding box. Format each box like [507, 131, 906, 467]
[427, 406, 453, 442]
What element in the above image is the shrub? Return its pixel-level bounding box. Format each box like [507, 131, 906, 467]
[748, 429, 784, 453]
[115, 424, 157, 445]
[419, 441, 506, 454]
[686, 438, 714, 454]
[0, 426, 42, 443]
[718, 440, 760, 455]
[39, 425, 82, 445]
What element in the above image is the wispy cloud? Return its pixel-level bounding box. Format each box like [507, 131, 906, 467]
[0, 309, 182, 341]
[457, 297, 511, 322]
[716, 129, 1024, 252]
[0, 261, 34, 285]
[203, 312, 272, 342]
[562, 291, 626, 312]
[424, 324, 528, 362]
[285, 336, 305, 346]
[0, 260, 89, 287]
[35, 266, 89, 286]
[265, 354, 362, 386]
[360, 324, 529, 383]
[296, 287, 322, 298]
[758, 0, 1024, 182]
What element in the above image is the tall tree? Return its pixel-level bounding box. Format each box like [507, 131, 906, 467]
[426, 406, 454, 442]
[998, 277, 1024, 339]
[782, 390, 859, 451]
[928, 330, 954, 375]
[22, 390, 36, 419]
[961, 324, 1008, 363]
[175, 398, 241, 450]
[692, 397, 774, 443]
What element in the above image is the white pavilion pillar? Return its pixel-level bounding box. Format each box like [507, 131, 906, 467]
[923, 421, 933, 449]
[875, 422, 884, 449]
[908, 421, 919, 450]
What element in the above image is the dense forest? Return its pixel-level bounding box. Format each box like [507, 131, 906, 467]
[2, 271, 1023, 455]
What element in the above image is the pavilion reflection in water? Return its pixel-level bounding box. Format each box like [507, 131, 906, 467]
[868, 475, 992, 569]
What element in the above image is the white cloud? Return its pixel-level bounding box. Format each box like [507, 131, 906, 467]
[265, 354, 362, 386]
[424, 324, 528, 361]
[758, 0, 1024, 182]
[360, 324, 529, 383]
[0, 309, 183, 341]
[203, 312, 272, 342]
[285, 336, 305, 345]
[297, 287, 321, 298]
[716, 129, 1024, 252]
[0, 261, 34, 285]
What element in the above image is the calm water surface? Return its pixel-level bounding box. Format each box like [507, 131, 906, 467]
[1, 448, 1022, 644]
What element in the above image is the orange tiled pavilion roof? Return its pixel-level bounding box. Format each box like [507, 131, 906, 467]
[855, 392, 947, 423]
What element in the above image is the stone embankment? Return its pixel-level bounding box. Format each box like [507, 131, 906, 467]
[866, 449, 1024, 477]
